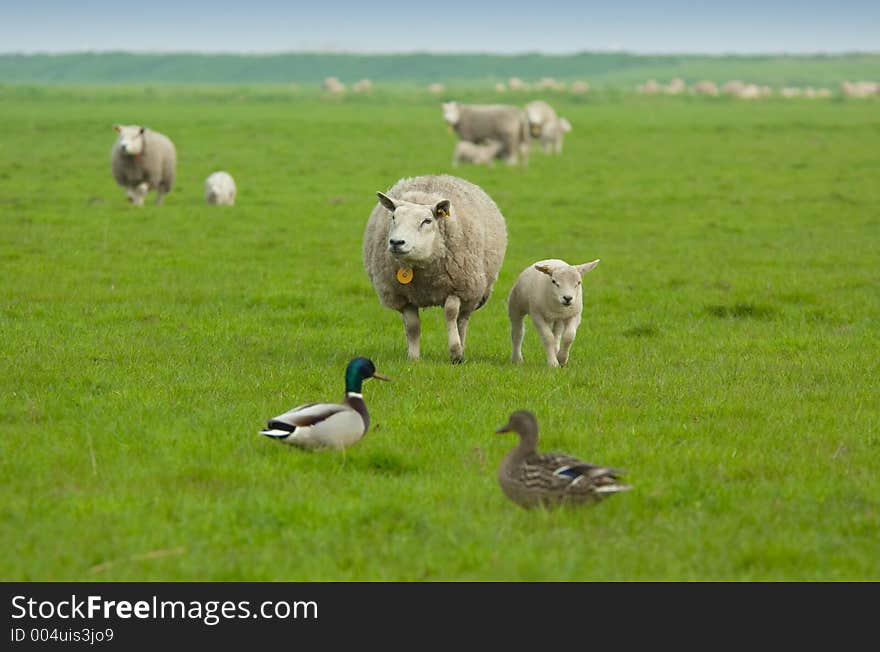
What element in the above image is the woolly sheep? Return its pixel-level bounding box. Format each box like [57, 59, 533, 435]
[538, 117, 571, 155]
[508, 77, 526, 91]
[570, 81, 590, 94]
[507, 259, 600, 368]
[204, 171, 236, 206]
[323, 77, 345, 94]
[842, 81, 879, 98]
[693, 80, 719, 96]
[353, 79, 373, 93]
[452, 139, 504, 166]
[664, 78, 686, 95]
[110, 124, 177, 206]
[442, 102, 530, 166]
[637, 79, 662, 94]
[524, 100, 557, 138]
[363, 174, 508, 363]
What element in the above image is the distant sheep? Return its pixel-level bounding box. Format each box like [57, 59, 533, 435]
[323, 77, 345, 94]
[352, 79, 373, 93]
[494, 82, 507, 92]
[363, 174, 507, 363]
[842, 81, 879, 98]
[570, 81, 590, 94]
[428, 82, 446, 94]
[538, 117, 571, 154]
[524, 100, 557, 138]
[636, 79, 662, 94]
[204, 171, 236, 206]
[452, 139, 504, 166]
[442, 101, 530, 166]
[693, 80, 719, 96]
[507, 258, 600, 367]
[508, 77, 526, 91]
[664, 78, 686, 95]
[110, 124, 177, 206]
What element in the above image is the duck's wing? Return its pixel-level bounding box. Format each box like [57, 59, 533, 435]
[526, 452, 631, 494]
[260, 402, 366, 449]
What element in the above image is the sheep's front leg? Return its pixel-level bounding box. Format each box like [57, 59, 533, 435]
[444, 295, 464, 363]
[556, 317, 580, 367]
[127, 183, 148, 206]
[508, 304, 526, 364]
[401, 305, 421, 360]
[531, 314, 560, 368]
[552, 320, 564, 351]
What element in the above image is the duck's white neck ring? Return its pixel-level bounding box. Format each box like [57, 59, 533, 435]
[346, 392, 363, 399]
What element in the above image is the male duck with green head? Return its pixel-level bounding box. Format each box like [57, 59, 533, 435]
[260, 357, 390, 450]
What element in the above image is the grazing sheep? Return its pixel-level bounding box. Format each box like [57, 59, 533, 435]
[842, 81, 879, 98]
[570, 81, 590, 94]
[524, 100, 557, 138]
[442, 102, 530, 166]
[110, 124, 177, 206]
[352, 79, 373, 93]
[428, 82, 446, 94]
[204, 171, 236, 206]
[322, 77, 345, 94]
[816, 88, 833, 98]
[537, 77, 565, 91]
[508, 77, 526, 91]
[736, 84, 762, 99]
[781, 87, 803, 98]
[693, 80, 719, 96]
[452, 139, 504, 166]
[664, 78, 686, 95]
[636, 79, 662, 94]
[539, 117, 571, 154]
[507, 259, 600, 367]
[363, 174, 508, 363]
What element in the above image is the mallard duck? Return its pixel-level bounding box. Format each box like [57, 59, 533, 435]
[260, 357, 390, 450]
[495, 410, 631, 509]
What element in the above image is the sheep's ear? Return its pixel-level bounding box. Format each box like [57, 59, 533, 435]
[113, 124, 121, 132]
[138, 127, 145, 135]
[534, 264, 554, 276]
[433, 199, 451, 218]
[576, 259, 600, 275]
[376, 192, 397, 212]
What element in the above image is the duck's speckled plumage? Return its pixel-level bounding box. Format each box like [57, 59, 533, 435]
[259, 358, 389, 450]
[496, 410, 631, 509]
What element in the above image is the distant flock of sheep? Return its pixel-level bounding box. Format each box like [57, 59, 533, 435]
[319, 75, 880, 100]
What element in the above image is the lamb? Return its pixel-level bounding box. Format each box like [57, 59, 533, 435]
[110, 124, 177, 206]
[204, 171, 236, 206]
[538, 117, 571, 154]
[452, 139, 504, 166]
[363, 174, 508, 363]
[442, 102, 530, 166]
[524, 100, 557, 138]
[507, 259, 600, 368]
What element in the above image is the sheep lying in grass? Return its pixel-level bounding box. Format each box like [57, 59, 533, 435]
[451, 139, 504, 166]
[507, 258, 600, 367]
[363, 174, 508, 363]
[204, 171, 236, 206]
[110, 124, 177, 206]
[539, 117, 572, 154]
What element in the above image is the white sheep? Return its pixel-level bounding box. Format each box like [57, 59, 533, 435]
[451, 139, 503, 166]
[570, 81, 590, 94]
[538, 117, 571, 154]
[524, 100, 557, 139]
[353, 79, 373, 93]
[363, 174, 508, 363]
[322, 77, 345, 94]
[507, 259, 600, 367]
[443, 102, 530, 166]
[693, 80, 719, 96]
[110, 124, 177, 206]
[204, 171, 236, 206]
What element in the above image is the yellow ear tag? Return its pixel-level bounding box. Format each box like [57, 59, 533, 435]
[437, 208, 448, 217]
[396, 267, 414, 284]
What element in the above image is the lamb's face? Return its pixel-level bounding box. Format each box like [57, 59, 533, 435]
[114, 125, 146, 156]
[442, 102, 460, 126]
[377, 192, 450, 265]
[537, 265, 584, 308]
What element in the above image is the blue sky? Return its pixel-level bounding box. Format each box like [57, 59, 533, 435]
[1, 0, 877, 54]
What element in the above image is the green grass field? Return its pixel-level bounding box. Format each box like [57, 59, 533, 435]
[1, 85, 878, 581]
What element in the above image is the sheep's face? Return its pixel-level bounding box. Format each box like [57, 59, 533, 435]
[535, 260, 600, 309]
[114, 125, 146, 156]
[377, 193, 450, 265]
[442, 102, 460, 126]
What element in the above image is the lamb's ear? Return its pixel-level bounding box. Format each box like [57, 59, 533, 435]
[534, 264, 554, 276]
[113, 124, 121, 132]
[576, 259, 600, 275]
[433, 199, 451, 218]
[376, 192, 398, 212]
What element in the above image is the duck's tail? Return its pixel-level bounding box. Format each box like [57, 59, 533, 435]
[259, 428, 293, 440]
[593, 483, 633, 494]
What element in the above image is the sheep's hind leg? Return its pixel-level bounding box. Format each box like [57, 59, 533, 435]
[509, 306, 526, 364]
[444, 295, 464, 363]
[402, 305, 421, 360]
[457, 310, 471, 352]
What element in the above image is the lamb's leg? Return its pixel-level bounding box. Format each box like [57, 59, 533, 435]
[444, 295, 464, 363]
[509, 305, 526, 364]
[127, 183, 148, 206]
[557, 317, 580, 367]
[401, 305, 421, 360]
[531, 314, 560, 368]
[552, 320, 564, 351]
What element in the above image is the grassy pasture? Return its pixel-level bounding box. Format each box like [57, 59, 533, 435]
[0, 85, 878, 580]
